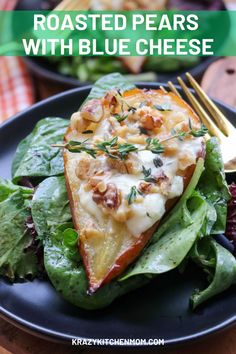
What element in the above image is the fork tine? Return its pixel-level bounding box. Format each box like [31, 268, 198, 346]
[186, 73, 232, 136]
[160, 85, 167, 93]
[168, 81, 181, 98]
[177, 77, 225, 141]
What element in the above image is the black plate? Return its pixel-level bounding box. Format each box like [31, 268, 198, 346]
[0, 84, 235, 346]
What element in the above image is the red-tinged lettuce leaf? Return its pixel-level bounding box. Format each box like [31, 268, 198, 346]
[225, 183, 236, 247]
[0, 179, 39, 280]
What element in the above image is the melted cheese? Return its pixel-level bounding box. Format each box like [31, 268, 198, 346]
[66, 88, 204, 238]
[127, 194, 166, 235]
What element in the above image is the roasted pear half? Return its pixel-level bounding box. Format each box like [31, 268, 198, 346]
[64, 88, 205, 292]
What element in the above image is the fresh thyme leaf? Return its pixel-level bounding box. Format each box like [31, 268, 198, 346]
[115, 89, 136, 113]
[177, 132, 187, 141]
[139, 126, 148, 135]
[113, 113, 128, 123]
[82, 130, 94, 134]
[118, 143, 138, 160]
[142, 165, 152, 178]
[188, 118, 193, 130]
[96, 137, 137, 160]
[141, 166, 157, 183]
[96, 137, 119, 159]
[144, 176, 157, 183]
[153, 103, 172, 111]
[161, 120, 208, 145]
[66, 139, 97, 158]
[145, 138, 165, 154]
[170, 127, 177, 136]
[153, 157, 163, 168]
[126, 186, 139, 205]
[68, 140, 82, 146]
[190, 124, 208, 137]
[128, 107, 137, 113]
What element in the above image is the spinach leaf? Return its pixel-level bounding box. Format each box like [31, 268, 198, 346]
[85, 73, 135, 102]
[12, 118, 68, 182]
[0, 178, 31, 202]
[151, 158, 205, 244]
[11, 134, 32, 177]
[197, 137, 230, 234]
[44, 225, 147, 310]
[34, 176, 147, 309]
[190, 239, 236, 308]
[121, 191, 207, 280]
[12, 75, 134, 182]
[0, 179, 38, 280]
[31, 176, 71, 242]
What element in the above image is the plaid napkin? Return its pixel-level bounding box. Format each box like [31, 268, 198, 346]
[0, 0, 35, 123]
[0, 57, 35, 123]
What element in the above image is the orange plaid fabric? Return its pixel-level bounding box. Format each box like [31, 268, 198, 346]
[0, 0, 35, 123]
[0, 57, 34, 123]
[0, 0, 18, 10]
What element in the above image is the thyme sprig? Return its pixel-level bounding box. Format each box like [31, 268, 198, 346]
[113, 113, 128, 123]
[144, 137, 165, 154]
[96, 137, 138, 160]
[53, 119, 207, 161]
[53, 139, 97, 158]
[53, 137, 138, 161]
[167, 119, 208, 143]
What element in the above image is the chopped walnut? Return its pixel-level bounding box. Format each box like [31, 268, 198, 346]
[103, 91, 120, 114]
[139, 182, 152, 194]
[154, 171, 169, 185]
[76, 158, 103, 180]
[70, 112, 89, 133]
[178, 152, 196, 170]
[125, 153, 141, 175]
[80, 99, 104, 123]
[107, 158, 127, 174]
[138, 108, 163, 131]
[93, 183, 121, 210]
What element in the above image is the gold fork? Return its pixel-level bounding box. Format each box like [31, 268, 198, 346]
[164, 73, 236, 174]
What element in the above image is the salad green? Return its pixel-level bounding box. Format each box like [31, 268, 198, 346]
[0, 73, 235, 311]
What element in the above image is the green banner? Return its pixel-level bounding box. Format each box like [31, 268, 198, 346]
[0, 10, 235, 56]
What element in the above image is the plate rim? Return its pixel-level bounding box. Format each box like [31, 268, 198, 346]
[0, 83, 236, 346]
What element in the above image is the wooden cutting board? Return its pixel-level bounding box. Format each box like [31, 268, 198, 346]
[201, 57, 236, 108]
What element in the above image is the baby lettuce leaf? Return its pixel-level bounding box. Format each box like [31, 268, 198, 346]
[197, 137, 230, 234]
[190, 239, 236, 308]
[86, 73, 135, 102]
[12, 118, 68, 182]
[0, 178, 38, 280]
[31, 176, 71, 241]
